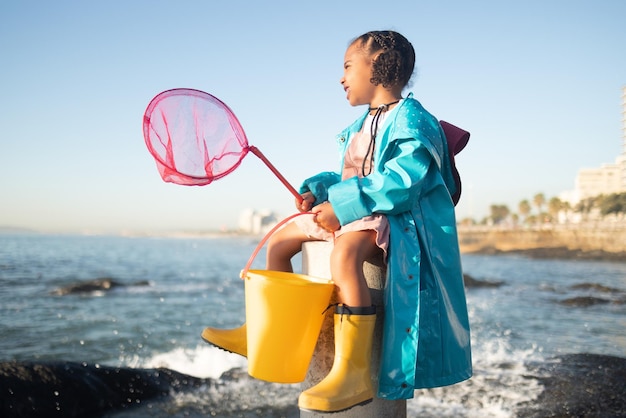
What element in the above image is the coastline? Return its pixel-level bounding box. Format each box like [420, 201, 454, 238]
[458, 225, 626, 262]
[2, 225, 626, 263]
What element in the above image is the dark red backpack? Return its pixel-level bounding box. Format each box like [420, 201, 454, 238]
[440, 121, 470, 206]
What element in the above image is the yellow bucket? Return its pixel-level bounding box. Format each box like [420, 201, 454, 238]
[244, 269, 334, 383]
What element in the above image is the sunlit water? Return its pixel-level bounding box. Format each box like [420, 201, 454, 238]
[1, 233, 625, 417]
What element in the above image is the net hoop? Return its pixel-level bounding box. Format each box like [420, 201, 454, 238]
[143, 88, 250, 186]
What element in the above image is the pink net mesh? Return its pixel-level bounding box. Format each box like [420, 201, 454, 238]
[143, 89, 249, 186]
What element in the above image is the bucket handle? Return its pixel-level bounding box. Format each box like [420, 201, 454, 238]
[240, 212, 315, 279]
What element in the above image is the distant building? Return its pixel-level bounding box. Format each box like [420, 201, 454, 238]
[563, 86, 626, 204]
[576, 162, 624, 201]
[238, 209, 280, 234]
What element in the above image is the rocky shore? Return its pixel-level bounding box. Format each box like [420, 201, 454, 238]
[458, 226, 626, 262]
[2, 354, 625, 417]
[464, 245, 626, 262]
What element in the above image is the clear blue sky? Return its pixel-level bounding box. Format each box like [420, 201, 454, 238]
[1, 0, 624, 233]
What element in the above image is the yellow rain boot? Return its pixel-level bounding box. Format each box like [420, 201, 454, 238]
[201, 323, 247, 357]
[298, 305, 376, 412]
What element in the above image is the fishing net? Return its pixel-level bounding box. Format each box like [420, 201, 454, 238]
[143, 88, 300, 199]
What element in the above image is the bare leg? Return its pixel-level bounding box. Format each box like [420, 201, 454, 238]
[266, 222, 317, 272]
[330, 230, 380, 307]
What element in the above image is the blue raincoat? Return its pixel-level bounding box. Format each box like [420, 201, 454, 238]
[299, 94, 472, 400]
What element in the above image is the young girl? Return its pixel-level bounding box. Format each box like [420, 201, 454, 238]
[203, 30, 472, 412]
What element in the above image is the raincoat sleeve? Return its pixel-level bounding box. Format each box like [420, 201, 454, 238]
[299, 171, 341, 206]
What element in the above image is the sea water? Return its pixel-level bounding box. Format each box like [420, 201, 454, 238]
[1, 233, 625, 417]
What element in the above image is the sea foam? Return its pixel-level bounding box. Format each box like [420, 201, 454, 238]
[134, 344, 248, 379]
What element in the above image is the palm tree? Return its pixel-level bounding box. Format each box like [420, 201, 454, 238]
[533, 193, 545, 214]
[599, 192, 626, 217]
[489, 204, 510, 225]
[518, 199, 531, 221]
[548, 197, 563, 222]
[575, 196, 598, 222]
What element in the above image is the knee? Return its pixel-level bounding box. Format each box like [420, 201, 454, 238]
[266, 234, 285, 257]
[330, 233, 378, 272]
[330, 243, 353, 265]
[266, 233, 300, 260]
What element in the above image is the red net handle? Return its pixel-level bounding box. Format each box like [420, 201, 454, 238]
[248, 146, 303, 204]
[240, 212, 315, 279]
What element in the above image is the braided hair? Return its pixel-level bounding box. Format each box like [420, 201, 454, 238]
[352, 30, 415, 89]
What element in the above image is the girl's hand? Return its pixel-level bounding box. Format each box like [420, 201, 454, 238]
[312, 202, 340, 232]
[298, 192, 316, 212]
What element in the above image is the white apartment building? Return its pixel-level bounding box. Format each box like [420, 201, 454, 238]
[238, 208, 279, 234]
[569, 86, 626, 202]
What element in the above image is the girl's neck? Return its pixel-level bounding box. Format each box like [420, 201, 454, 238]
[368, 90, 403, 114]
[369, 99, 400, 112]
[368, 97, 402, 114]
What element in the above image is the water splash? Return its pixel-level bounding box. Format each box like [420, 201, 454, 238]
[127, 345, 247, 379]
[408, 338, 544, 418]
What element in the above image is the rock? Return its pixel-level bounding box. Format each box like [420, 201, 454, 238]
[570, 283, 623, 293]
[558, 296, 613, 307]
[518, 247, 626, 262]
[463, 274, 504, 288]
[0, 361, 205, 417]
[519, 353, 626, 417]
[50, 278, 150, 295]
[556, 283, 626, 307]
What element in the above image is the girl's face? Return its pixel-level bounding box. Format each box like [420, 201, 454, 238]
[341, 42, 376, 107]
